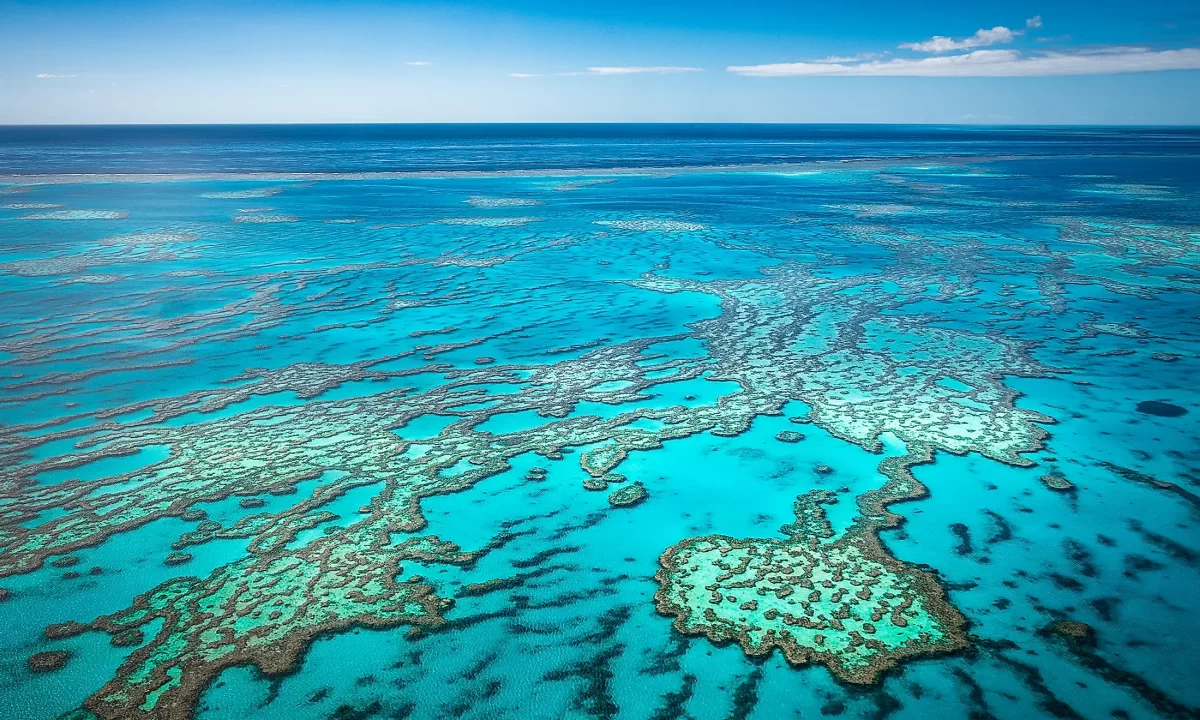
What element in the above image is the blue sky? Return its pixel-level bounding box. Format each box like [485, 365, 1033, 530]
[1, 0, 1198, 124]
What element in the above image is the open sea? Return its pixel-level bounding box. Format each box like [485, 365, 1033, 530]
[0, 124, 1197, 720]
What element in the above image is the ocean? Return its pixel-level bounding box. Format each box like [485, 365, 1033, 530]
[0, 125, 1197, 720]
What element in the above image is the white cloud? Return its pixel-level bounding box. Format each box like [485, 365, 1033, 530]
[35, 73, 75, 79]
[509, 72, 541, 78]
[1026, 16, 1043, 29]
[818, 53, 883, 63]
[727, 46, 1200, 77]
[900, 26, 1018, 53]
[406, 61, 433, 66]
[570, 66, 704, 76]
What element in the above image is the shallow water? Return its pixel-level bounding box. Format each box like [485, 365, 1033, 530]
[0, 127, 1198, 720]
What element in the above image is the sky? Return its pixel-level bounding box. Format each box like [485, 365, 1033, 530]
[1, 0, 1199, 124]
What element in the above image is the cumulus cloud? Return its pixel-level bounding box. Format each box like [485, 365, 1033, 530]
[568, 66, 704, 76]
[1026, 16, 1043, 29]
[727, 46, 1200, 77]
[35, 73, 75, 78]
[900, 26, 1018, 53]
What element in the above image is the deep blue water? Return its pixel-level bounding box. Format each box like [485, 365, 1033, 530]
[2, 124, 1200, 174]
[0, 126, 1198, 720]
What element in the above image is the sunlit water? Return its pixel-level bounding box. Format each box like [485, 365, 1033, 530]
[0, 126, 1197, 720]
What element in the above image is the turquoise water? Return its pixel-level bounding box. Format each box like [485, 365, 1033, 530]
[0, 127, 1198, 720]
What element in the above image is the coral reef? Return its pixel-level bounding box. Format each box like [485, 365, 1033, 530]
[27, 651, 70, 673]
[655, 490, 967, 684]
[7, 166, 1196, 720]
[1040, 474, 1075, 492]
[608, 482, 648, 508]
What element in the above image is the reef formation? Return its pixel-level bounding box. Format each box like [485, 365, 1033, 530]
[655, 490, 967, 684]
[0, 159, 1196, 720]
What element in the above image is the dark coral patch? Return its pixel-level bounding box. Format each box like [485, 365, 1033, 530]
[1040, 474, 1075, 492]
[164, 551, 193, 566]
[45, 621, 89, 640]
[28, 651, 71, 673]
[1135, 401, 1187, 418]
[111, 628, 145, 647]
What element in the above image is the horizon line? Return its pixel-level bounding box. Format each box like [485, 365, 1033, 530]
[2, 121, 1199, 128]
